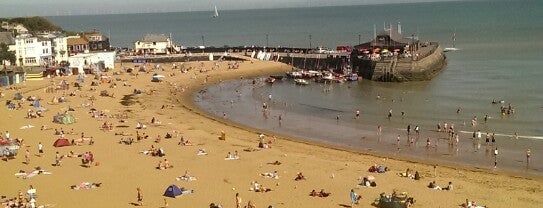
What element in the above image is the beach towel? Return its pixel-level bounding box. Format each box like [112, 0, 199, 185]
[15, 170, 52, 179]
[176, 176, 197, 182]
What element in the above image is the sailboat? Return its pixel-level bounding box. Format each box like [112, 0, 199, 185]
[443, 31, 459, 52]
[212, 6, 219, 18]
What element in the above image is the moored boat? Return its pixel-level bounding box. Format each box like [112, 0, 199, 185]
[270, 75, 284, 80]
[265, 77, 276, 84]
[294, 79, 309, 85]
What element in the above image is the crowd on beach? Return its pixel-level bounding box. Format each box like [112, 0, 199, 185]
[0, 58, 540, 208]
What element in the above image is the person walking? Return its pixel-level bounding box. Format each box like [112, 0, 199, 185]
[24, 149, 30, 164]
[136, 187, 143, 206]
[235, 193, 242, 208]
[38, 142, 43, 154]
[350, 189, 360, 207]
[493, 147, 499, 168]
[526, 149, 531, 164]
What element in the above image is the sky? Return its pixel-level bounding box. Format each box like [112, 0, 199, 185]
[1, 0, 459, 17]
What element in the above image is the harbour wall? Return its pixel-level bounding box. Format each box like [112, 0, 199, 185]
[352, 44, 447, 82]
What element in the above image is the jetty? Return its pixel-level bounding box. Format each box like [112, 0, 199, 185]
[351, 25, 446, 82]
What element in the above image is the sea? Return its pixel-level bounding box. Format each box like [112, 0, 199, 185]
[47, 0, 543, 175]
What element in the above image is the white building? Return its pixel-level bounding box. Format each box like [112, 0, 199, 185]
[1, 22, 29, 34]
[51, 36, 69, 63]
[37, 33, 69, 64]
[13, 34, 52, 67]
[68, 51, 116, 74]
[134, 34, 173, 55]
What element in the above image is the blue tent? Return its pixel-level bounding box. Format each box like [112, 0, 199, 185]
[163, 184, 182, 198]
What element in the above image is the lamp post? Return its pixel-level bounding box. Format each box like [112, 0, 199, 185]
[266, 34, 269, 49]
[201, 35, 205, 54]
[308, 34, 312, 50]
[358, 34, 361, 45]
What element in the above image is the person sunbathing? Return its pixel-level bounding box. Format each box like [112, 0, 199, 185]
[261, 171, 279, 179]
[177, 170, 197, 181]
[318, 189, 331, 197]
[269, 160, 282, 165]
[115, 131, 133, 136]
[225, 151, 240, 160]
[197, 149, 208, 155]
[428, 181, 441, 190]
[294, 172, 306, 181]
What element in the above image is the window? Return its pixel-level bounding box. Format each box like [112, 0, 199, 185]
[25, 57, 37, 64]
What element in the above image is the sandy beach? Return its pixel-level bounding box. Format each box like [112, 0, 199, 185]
[1, 58, 542, 208]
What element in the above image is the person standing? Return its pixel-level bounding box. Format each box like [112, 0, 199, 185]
[526, 149, 531, 164]
[235, 193, 242, 208]
[136, 187, 143, 206]
[24, 149, 30, 164]
[38, 142, 43, 154]
[55, 151, 62, 166]
[355, 110, 360, 119]
[350, 189, 360, 207]
[493, 147, 499, 168]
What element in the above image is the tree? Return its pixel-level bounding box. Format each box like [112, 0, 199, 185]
[0, 43, 16, 69]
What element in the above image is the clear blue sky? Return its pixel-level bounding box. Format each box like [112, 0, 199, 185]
[1, 0, 459, 17]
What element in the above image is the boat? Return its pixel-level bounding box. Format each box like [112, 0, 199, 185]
[286, 71, 303, 78]
[443, 31, 459, 52]
[321, 71, 334, 81]
[270, 75, 284, 80]
[212, 6, 219, 18]
[294, 79, 309, 85]
[265, 77, 276, 84]
[346, 73, 359, 81]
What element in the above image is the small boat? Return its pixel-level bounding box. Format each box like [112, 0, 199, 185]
[265, 77, 276, 84]
[443, 31, 459, 52]
[322, 72, 334, 81]
[294, 79, 309, 85]
[270, 75, 284, 80]
[286, 71, 303, 78]
[212, 5, 219, 18]
[346, 73, 359, 81]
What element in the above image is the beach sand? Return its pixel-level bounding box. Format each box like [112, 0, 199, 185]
[1, 59, 542, 208]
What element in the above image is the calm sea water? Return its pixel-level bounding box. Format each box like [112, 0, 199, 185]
[49, 0, 543, 174]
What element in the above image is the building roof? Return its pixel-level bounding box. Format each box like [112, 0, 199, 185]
[67, 37, 89, 45]
[142, 34, 169, 42]
[0, 32, 15, 45]
[354, 28, 413, 49]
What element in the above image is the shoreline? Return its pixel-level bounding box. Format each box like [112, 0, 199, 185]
[182, 62, 542, 180]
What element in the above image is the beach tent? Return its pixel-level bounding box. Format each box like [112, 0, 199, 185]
[13, 92, 23, 100]
[53, 138, 71, 147]
[163, 184, 182, 198]
[0, 142, 20, 157]
[151, 74, 165, 82]
[53, 114, 76, 125]
[33, 100, 40, 108]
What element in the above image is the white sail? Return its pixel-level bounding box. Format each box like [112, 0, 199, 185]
[213, 6, 219, 18]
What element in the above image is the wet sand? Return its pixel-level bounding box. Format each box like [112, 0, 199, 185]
[1, 59, 542, 208]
